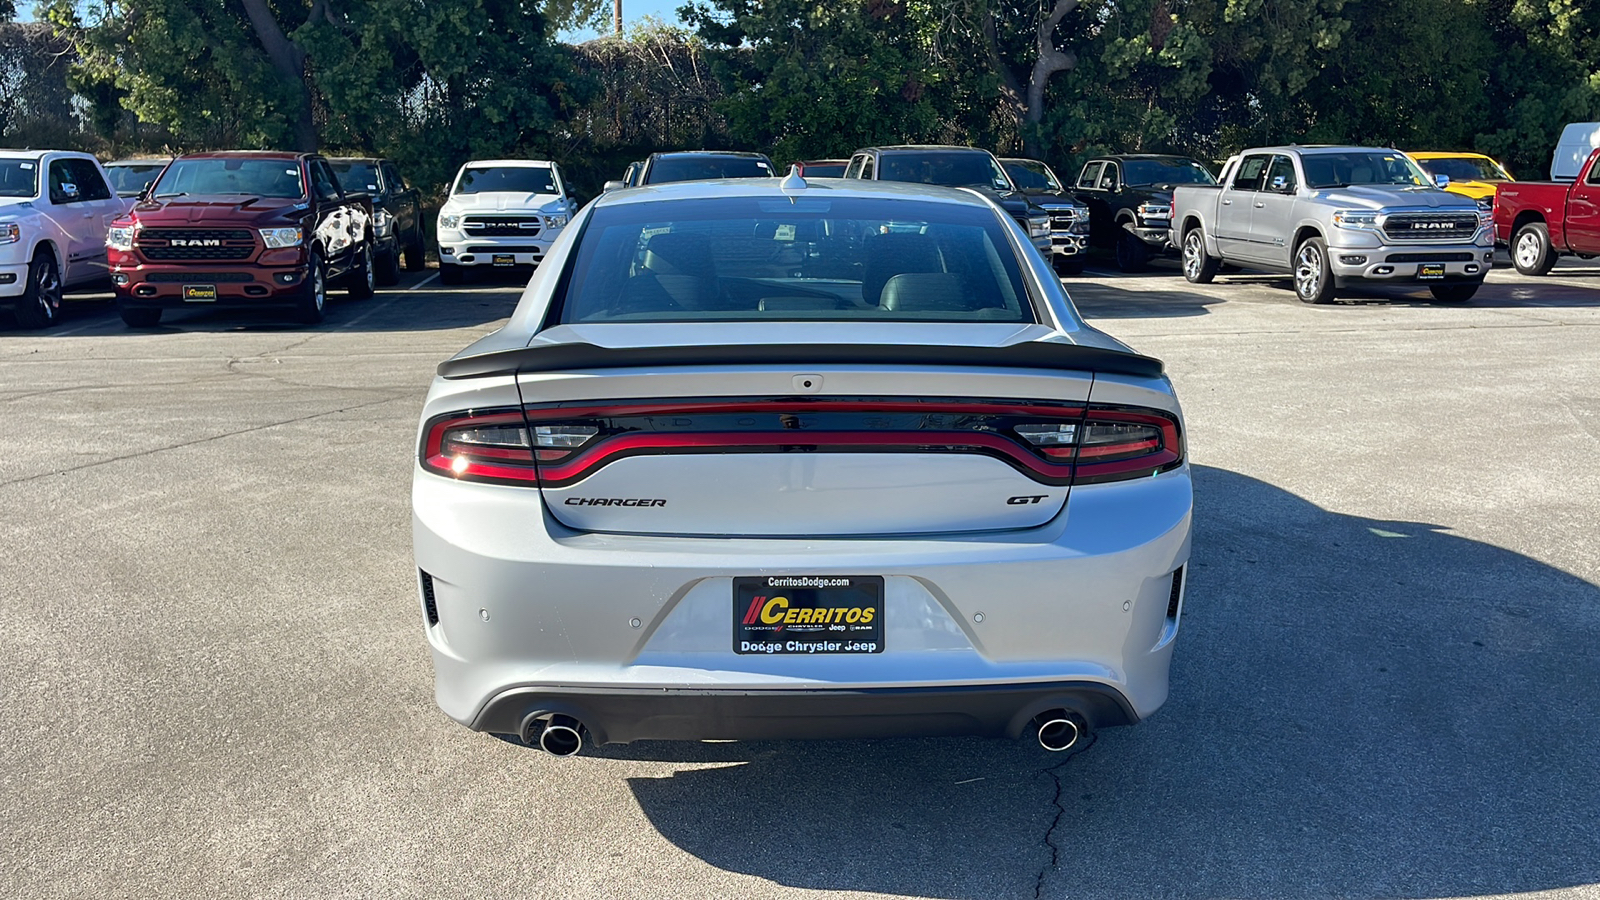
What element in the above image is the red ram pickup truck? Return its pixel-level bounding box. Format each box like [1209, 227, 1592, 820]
[107, 151, 376, 327]
[1495, 147, 1600, 275]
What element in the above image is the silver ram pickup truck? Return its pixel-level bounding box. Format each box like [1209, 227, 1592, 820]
[1170, 146, 1494, 303]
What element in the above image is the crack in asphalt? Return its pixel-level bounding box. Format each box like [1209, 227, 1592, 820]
[1034, 732, 1097, 900]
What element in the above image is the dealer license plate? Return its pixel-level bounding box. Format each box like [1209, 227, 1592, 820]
[182, 284, 217, 302]
[733, 575, 884, 655]
[492, 254, 515, 267]
[1417, 264, 1446, 280]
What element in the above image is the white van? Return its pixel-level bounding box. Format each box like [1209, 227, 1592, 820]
[1551, 123, 1600, 181]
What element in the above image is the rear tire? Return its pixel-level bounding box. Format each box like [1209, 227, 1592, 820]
[1512, 222, 1556, 276]
[1429, 283, 1479, 303]
[1293, 236, 1336, 304]
[376, 244, 401, 286]
[438, 261, 465, 285]
[13, 250, 62, 329]
[1053, 254, 1085, 276]
[118, 305, 162, 327]
[297, 251, 328, 324]
[1180, 227, 1219, 284]
[345, 242, 376, 300]
[1115, 228, 1150, 273]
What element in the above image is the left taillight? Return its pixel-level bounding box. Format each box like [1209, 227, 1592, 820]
[419, 409, 539, 484]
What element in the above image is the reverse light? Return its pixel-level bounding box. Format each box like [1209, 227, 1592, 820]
[1332, 210, 1380, 230]
[1015, 423, 1078, 448]
[259, 227, 303, 248]
[1015, 407, 1182, 482]
[106, 224, 133, 250]
[0, 222, 19, 245]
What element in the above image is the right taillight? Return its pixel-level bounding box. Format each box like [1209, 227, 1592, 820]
[1014, 405, 1182, 484]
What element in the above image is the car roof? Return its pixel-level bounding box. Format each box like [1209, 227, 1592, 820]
[799, 159, 849, 165]
[0, 149, 95, 161]
[177, 150, 306, 160]
[591, 177, 1004, 211]
[859, 145, 994, 155]
[1407, 151, 1495, 160]
[651, 151, 770, 159]
[1088, 154, 1196, 162]
[106, 158, 171, 165]
[328, 157, 387, 164]
[460, 159, 555, 168]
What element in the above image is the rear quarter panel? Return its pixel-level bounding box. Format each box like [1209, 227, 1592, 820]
[1494, 181, 1573, 247]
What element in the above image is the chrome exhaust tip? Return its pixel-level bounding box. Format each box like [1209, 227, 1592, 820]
[537, 715, 586, 757]
[1033, 711, 1082, 752]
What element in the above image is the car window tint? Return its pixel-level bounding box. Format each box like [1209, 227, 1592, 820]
[1098, 163, 1119, 190]
[456, 166, 559, 194]
[311, 162, 340, 200]
[155, 158, 306, 199]
[1231, 155, 1270, 191]
[1588, 162, 1600, 186]
[557, 196, 1034, 324]
[1121, 158, 1216, 186]
[644, 156, 773, 184]
[48, 160, 81, 203]
[381, 163, 404, 191]
[861, 158, 875, 179]
[63, 159, 113, 201]
[1265, 155, 1297, 193]
[877, 153, 1009, 191]
[1078, 162, 1103, 189]
[105, 164, 167, 195]
[801, 163, 847, 178]
[0, 159, 39, 198]
[331, 161, 381, 194]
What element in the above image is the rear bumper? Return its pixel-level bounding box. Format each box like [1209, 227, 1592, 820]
[413, 466, 1193, 743]
[476, 681, 1138, 745]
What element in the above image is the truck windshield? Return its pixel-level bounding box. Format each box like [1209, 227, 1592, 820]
[330, 161, 381, 194]
[646, 156, 773, 184]
[154, 159, 305, 199]
[1122, 159, 1216, 186]
[1416, 157, 1511, 183]
[556, 196, 1033, 324]
[878, 153, 1013, 192]
[0, 160, 39, 198]
[1003, 160, 1062, 191]
[455, 167, 558, 195]
[1301, 152, 1431, 189]
[104, 163, 167, 196]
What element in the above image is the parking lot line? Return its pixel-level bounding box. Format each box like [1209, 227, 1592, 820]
[407, 273, 440, 291]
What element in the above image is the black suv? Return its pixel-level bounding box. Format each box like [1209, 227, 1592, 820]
[1072, 154, 1217, 271]
[329, 157, 425, 284]
[844, 146, 1053, 257]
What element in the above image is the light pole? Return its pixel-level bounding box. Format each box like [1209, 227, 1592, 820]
[613, 0, 621, 35]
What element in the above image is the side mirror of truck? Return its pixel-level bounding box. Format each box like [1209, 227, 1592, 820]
[602, 180, 625, 192]
[1434, 173, 1450, 188]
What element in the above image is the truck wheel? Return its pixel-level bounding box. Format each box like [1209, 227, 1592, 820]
[1115, 229, 1149, 273]
[1429, 283, 1479, 303]
[13, 250, 63, 329]
[438, 261, 465, 285]
[1512, 223, 1556, 276]
[376, 243, 402, 286]
[119, 305, 162, 327]
[1293, 236, 1336, 304]
[345, 242, 376, 300]
[1053, 254, 1084, 276]
[297, 251, 328, 324]
[403, 226, 426, 271]
[1180, 228, 1219, 284]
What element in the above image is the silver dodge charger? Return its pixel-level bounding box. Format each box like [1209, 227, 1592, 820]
[412, 172, 1192, 756]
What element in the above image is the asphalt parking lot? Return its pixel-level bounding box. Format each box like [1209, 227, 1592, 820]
[3, 256, 1598, 899]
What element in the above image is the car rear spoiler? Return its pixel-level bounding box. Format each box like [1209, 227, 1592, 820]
[437, 341, 1164, 380]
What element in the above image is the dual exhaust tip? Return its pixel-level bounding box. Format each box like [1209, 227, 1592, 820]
[527, 710, 1086, 756]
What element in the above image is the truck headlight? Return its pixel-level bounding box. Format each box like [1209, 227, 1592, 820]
[1137, 202, 1172, 221]
[1331, 210, 1380, 230]
[1028, 216, 1050, 239]
[106, 225, 133, 250]
[2, 222, 22, 245]
[544, 214, 568, 228]
[374, 209, 393, 237]
[438, 213, 461, 230]
[259, 227, 303, 249]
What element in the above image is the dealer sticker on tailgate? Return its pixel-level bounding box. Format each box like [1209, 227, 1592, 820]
[733, 575, 884, 654]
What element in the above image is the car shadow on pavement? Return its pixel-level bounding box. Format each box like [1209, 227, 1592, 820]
[1064, 279, 1224, 319]
[1215, 272, 1600, 309]
[603, 465, 1600, 899]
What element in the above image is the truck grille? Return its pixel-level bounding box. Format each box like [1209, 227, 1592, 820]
[1386, 252, 1475, 263]
[1381, 213, 1479, 242]
[463, 216, 542, 237]
[137, 228, 256, 261]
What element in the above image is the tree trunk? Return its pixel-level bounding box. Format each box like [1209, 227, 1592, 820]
[238, 0, 318, 151]
[1021, 0, 1079, 157]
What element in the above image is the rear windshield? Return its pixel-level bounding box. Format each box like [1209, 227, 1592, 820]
[557, 196, 1034, 323]
[154, 158, 306, 199]
[455, 166, 557, 195]
[877, 152, 1012, 192]
[104, 163, 167, 195]
[645, 156, 773, 184]
[0, 159, 39, 198]
[330, 161, 381, 193]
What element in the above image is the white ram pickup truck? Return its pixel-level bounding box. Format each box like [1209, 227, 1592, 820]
[435, 159, 576, 285]
[1, 150, 133, 328]
[1170, 145, 1493, 303]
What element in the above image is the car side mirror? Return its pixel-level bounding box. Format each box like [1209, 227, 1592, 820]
[602, 180, 625, 192]
[138, 182, 153, 201]
[1434, 173, 1450, 188]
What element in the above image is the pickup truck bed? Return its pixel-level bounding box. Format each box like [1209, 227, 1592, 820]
[1494, 147, 1600, 275]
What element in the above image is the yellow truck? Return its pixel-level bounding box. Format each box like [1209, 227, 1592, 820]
[1407, 152, 1514, 203]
